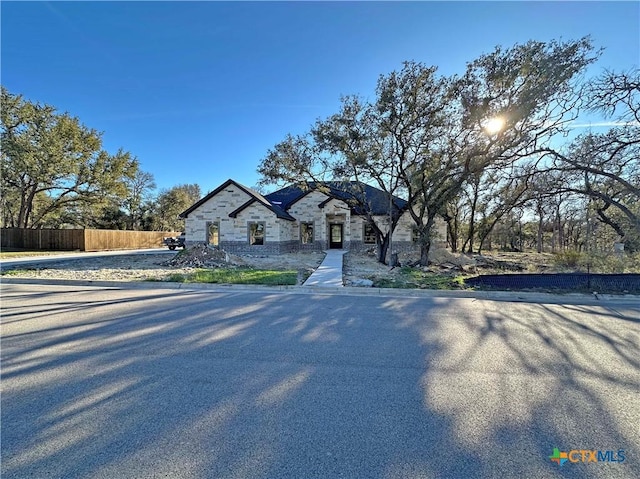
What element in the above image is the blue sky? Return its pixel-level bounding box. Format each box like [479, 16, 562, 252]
[2, 1, 639, 195]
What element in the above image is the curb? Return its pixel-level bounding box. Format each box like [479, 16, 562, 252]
[2, 277, 638, 305]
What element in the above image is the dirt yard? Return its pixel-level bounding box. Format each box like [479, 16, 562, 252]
[2, 245, 634, 287]
[0, 249, 326, 282]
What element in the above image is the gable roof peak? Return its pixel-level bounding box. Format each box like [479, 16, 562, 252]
[179, 178, 294, 220]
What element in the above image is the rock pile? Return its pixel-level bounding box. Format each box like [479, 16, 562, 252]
[164, 244, 246, 268]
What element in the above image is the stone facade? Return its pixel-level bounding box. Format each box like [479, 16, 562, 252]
[183, 180, 447, 254]
[184, 182, 250, 245]
[348, 212, 445, 254]
[218, 240, 298, 255]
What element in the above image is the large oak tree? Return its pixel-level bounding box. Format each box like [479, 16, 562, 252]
[259, 38, 598, 265]
[1, 87, 140, 228]
[535, 69, 640, 244]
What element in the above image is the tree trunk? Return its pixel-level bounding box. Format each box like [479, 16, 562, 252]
[17, 192, 28, 229]
[596, 207, 626, 242]
[446, 218, 457, 252]
[418, 215, 436, 266]
[477, 215, 502, 254]
[452, 213, 459, 253]
[536, 204, 544, 253]
[478, 237, 486, 254]
[419, 237, 431, 266]
[17, 187, 37, 228]
[464, 180, 480, 254]
[377, 235, 390, 265]
[556, 206, 564, 251]
[518, 218, 523, 252]
[466, 218, 476, 254]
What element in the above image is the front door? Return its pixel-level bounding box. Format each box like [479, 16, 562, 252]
[329, 223, 343, 249]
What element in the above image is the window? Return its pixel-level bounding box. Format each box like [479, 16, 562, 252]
[206, 221, 219, 247]
[248, 222, 265, 245]
[300, 222, 314, 244]
[363, 223, 376, 244]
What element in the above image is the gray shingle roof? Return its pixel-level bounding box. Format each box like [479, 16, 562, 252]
[265, 181, 407, 215]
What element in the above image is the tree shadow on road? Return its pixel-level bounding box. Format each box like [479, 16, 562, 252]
[1, 287, 638, 478]
[418, 298, 640, 478]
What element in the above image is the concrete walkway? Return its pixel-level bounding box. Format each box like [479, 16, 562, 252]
[303, 250, 347, 287]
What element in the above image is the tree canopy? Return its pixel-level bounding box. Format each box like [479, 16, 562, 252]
[259, 37, 600, 264]
[538, 69, 640, 240]
[1, 87, 141, 228]
[153, 184, 202, 232]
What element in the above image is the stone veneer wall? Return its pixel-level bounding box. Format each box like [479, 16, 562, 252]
[230, 203, 281, 243]
[297, 241, 325, 252]
[185, 183, 251, 244]
[348, 240, 418, 254]
[287, 190, 331, 246]
[185, 239, 445, 255]
[350, 213, 415, 244]
[184, 181, 449, 254]
[215, 240, 299, 255]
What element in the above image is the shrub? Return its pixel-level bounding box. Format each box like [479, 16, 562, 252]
[166, 273, 186, 282]
[553, 250, 584, 269]
[585, 252, 640, 273]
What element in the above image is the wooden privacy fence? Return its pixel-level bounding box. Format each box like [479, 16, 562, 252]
[0, 228, 182, 251]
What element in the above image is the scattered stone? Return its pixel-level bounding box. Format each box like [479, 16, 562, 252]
[439, 262, 457, 270]
[461, 263, 477, 273]
[350, 278, 374, 287]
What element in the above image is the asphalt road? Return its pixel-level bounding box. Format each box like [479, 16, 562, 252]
[1, 283, 639, 479]
[0, 248, 176, 268]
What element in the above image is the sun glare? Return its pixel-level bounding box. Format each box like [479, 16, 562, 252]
[483, 117, 505, 135]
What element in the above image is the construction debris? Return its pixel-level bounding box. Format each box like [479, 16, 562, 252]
[163, 244, 247, 268]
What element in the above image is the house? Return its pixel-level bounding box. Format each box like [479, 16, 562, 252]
[179, 179, 446, 254]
